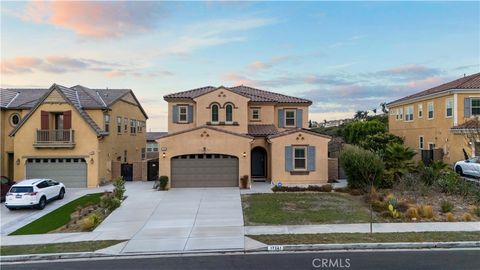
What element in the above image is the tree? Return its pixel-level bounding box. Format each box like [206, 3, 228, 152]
[342, 120, 387, 145]
[359, 133, 404, 159]
[372, 108, 377, 115]
[383, 143, 416, 183]
[340, 145, 385, 191]
[380, 102, 389, 114]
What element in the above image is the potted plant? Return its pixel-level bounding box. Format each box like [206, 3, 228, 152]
[240, 175, 249, 189]
[158, 175, 169, 191]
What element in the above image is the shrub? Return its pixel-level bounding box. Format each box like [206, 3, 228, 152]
[271, 184, 333, 193]
[473, 206, 480, 217]
[342, 120, 386, 145]
[440, 200, 454, 213]
[340, 145, 385, 191]
[113, 177, 126, 200]
[437, 170, 461, 194]
[80, 213, 101, 231]
[240, 175, 249, 189]
[446, 212, 455, 222]
[358, 133, 404, 159]
[383, 143, 416, 183]
[100, 192, 121, 212]
[462, 213, 473, 221]
[421, 205, 434, 219]
[405, 207, 419, 220]
[388, 204, 400, 219]
[396, 201, 410, 213]
[386, 194, 398, 208]
[417, 160, 448, 186]
[158, 175, 169, 190]
[371, 200, 387, 212]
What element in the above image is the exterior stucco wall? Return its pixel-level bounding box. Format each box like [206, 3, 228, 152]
[1, 109, 28, 178]
[167, 100, 196, 133]
[158, 127, 252, 187]
[248, 104, 275, 125]
[274, 104, 310, 131]
[270, 131, 330, 185]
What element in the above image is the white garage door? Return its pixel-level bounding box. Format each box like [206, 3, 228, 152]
[26, 158, 87, 188]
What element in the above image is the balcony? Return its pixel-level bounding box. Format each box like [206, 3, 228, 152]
[34, 129, 75, 148]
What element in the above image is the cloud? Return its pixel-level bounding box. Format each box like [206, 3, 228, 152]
[375, 64, 441, 80]
[23, 1, 163, 39]
[248, 56, 289, 71]
[453, 64, 479, 71]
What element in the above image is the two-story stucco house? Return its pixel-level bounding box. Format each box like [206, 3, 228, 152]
[158, 85, 331, 188]
[0, 84, 148, 187]
[387, 73, 480, 164]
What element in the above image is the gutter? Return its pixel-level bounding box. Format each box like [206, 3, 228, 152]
[387, 88, 480, 107]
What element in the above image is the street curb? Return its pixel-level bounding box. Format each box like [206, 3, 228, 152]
[1, 241, 479, 263]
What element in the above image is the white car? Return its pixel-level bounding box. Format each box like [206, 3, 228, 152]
[5, 179, 65, 210]
[455, 157, 480, 178]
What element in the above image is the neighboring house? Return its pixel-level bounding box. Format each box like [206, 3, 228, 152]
[146, 132, 167, 160]
[387, 73, 480, 165]
[158, 85, 331, 188]
[320, 118, 354, 128]
[0, 84, 148, 188]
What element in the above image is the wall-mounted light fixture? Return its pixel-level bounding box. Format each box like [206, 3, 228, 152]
[16, 158, 20, 165]
[162, 152, 166, 158]
[90, 157, 94, 164]
[243, 152, 247, 158]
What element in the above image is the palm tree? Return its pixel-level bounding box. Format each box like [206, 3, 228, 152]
[354, 110, 363, 119]
[372, 108, 377, 115]
[384, 143, 416, 182]
[380, 102, 388, 114]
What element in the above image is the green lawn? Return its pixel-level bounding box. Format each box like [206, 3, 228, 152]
[242, 193, 373, 225]
[0, 240, 125, 256]
[249, 231, 480, 245]
[10, 193, 103, 235]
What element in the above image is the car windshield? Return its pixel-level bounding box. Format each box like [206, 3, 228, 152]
[9, 186, 33, 193]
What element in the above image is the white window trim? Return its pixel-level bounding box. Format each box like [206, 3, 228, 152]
[445, 98, 454, 118]
[396, 108, 403, 121]
[419, 136, 424, 150]
[104, 114, 110, 132]
[178, 105, 188, 123]
[116, 116, 122, 134]
[211, 104, 219, 124]
[285, 109, 297, 127]
[251, 108, 261, 121]
[225, 104, 234, 124]
[404, 106, 414, 122]
[428, 142, 435, 150]
[9, 113, 21, 127]
[292, 146, 307, 171]
[427, 101, 434, 120]
[471, 98, 480, 116]
[418, 104, 423, 118]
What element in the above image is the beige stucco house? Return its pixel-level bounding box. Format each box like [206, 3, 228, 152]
[388, 73, 480, 165]
[158, 85, 331, 188]
[0, 84, 148, 188]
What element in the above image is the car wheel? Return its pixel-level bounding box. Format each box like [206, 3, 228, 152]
[455, 166, 463, 176]
[37, 196, 46, 210]
[7, 207, 16, 211]
[57, 188, 65, 200]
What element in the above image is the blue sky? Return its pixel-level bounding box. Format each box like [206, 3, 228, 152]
[1, 1, 479, 131]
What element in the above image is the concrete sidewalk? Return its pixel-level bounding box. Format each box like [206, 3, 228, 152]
[245, 222, 480, 235]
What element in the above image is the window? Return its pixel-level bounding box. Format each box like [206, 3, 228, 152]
[178, 105, 188, 123]
[418, 104, 423, 118]
[124, 118, 128, 133]
[123, 150, 127, 163]
[396, 108, 403, 120]
[251, 108, 260, 120]
[9, 113, 21, 126]
[104, 114, 110, 132]
[428, 143, 435, 150]
[446, 98, 454, 118]
[141, 148, 146, 160]
[285, 109, 296, 127]
[225, 104, 233, 123]
[405, 106, 414, 121]
[390, 109, 396, 116]
[427, 102, 434, 119]
[419, 136, 424, 149]
[293, 146, 307, 170]
[472, 98, 480, 116]
[130, 119, 136, 134]
[211, 104, 219, 123]
[116, 117, 122, 133]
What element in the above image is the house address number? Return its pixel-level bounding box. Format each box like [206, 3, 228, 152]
[267, 245, 284, 251]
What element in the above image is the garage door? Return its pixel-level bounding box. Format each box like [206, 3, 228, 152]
[26, 158, 87, 188]
[171, 154, 239, 187]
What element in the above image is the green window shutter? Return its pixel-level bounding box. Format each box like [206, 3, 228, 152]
[278, 109, 284, 128]
[296, 109, 303, 128]
[172, 105, 178, 123]
[307, 146, 316, 171]
[188, 105, 193, 123]
[285, 146, 293, 172]
[465, 98, 471, 117]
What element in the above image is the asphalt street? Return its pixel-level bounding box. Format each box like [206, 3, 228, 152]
[2, 249, 480, 270]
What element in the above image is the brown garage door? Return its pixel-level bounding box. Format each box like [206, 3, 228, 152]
[171, 154, 239, 187]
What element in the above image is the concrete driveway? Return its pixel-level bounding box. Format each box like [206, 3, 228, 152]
[1, 185, 111, 235]
[95, 182, 244, 253]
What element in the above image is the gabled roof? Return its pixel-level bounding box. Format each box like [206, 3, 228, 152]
[267, 128, 332, 140]
[6, 84, 148, 137]
[164, 85, 312, 104]
[450, 118, 480, 132]
[158, 125, 254, 140]
[248, 124, 278, 136]
[388, 72, 480, 106]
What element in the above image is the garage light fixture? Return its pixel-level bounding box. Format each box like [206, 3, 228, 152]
[243, 152, 247, 157]
[162, 152, 166, 158]
[16, 158, 20, 165]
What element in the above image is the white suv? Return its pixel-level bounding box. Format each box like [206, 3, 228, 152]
[5, 179, 65, 210]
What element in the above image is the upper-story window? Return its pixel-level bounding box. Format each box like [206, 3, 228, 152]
[104, 114, 110, 132]
[418, 104, 423, 118]
[405, 106, 414, 121]
[472, 98, 480, 116]
[116, 117, 122, 133]
[178, 105, 188, 123]
[251, 108, 260, 121]
[9, 113, 21, 127]
[124, 117, 128, 133]
[285, 109, 296, 127]
[225, 104, 233, 123]
[211, 104, 219, 123]
[427, 101, 434, 119]
[396, 108, 403, 120]
[446, 98, 454, 118]
[130, 119, 136, 134]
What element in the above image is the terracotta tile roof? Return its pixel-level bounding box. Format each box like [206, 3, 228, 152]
[147, 132, 167, 141]
[450, 118, 480, 131]
[267, 128, 332, 140]
[248, 124, 278, 136]
[388, 72, 480, 105]
[164, 85, 312, 104]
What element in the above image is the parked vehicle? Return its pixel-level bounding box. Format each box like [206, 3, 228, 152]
[1, 176, 15, 202]
[4, 179, 65, 210]
[455, 157, 480, 178]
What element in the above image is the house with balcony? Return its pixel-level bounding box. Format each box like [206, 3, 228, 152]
[387, 72, 480, 165]
[157, 85, 331, 188]
[0, 83, 148, 187]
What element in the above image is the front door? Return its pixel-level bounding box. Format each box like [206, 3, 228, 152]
[251, 147, 267, 178]
[147, 159, 159, 181]
[121, 163, 133, 181]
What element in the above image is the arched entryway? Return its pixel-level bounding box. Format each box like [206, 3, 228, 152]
[251, 147, 267, 179]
